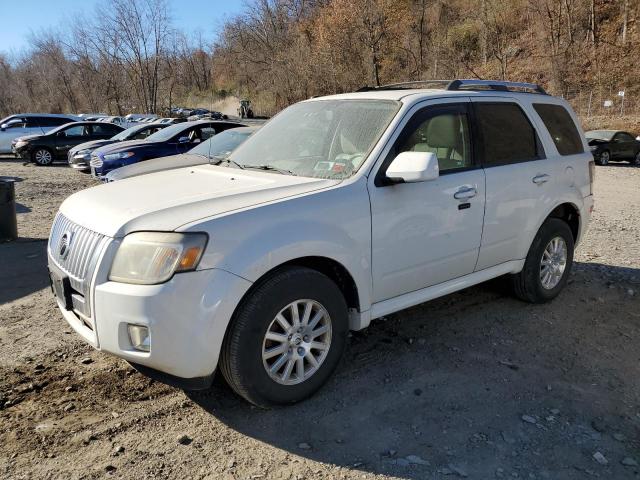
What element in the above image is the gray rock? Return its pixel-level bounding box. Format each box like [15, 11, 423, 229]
[591, 418, 606, 433]
[177, 434, 192, 445]
[396, 458, 410, 467]
[550, 408, 560, 415]
[405, 454, 429, 465]
[80, 357, 93, 365]
[613, 433, 626, 442]
[297, 442, 311, 450]
[621, 457, 638, 467]
[63, 403, 75, 412]
[521, 415, 537, 424]
[112, 445, 125, 456]
[593, 451, 608, 465]
[448, 464, 469, 477]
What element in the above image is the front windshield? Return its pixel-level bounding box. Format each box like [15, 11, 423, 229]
[229, 100, 399, 179]
[586, 130, 615, 141]
[189, 128, 255, 158]
[146, 122, 189, 142]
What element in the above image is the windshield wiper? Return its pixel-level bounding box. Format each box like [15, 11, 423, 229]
[210, 155, 245, 169]
[241, 164, 296, 176]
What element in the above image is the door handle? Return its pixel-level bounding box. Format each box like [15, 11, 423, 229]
[454, 185, 477, 200]
[532, 174, 550, 185]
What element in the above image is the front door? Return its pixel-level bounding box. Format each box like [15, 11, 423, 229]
[55, 124, 92, 156]
[369, 101, 486, 302]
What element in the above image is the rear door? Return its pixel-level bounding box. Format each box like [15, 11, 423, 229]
[90, 123, 121, 140]
[471, 98, 552, 270]
[611, 132, 636, 160]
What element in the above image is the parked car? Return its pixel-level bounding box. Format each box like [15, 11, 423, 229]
[0, 114, 79, 154]
[68, 123, 169, 171]
[188, 111, 225, 121]
[105, 126, 260, 181]
[14, 121, 124, 165]
[585, 130, 640, 166]
[48, 80, 593, 407]
[89, 120, 245, 177]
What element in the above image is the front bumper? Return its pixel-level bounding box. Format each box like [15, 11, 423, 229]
[49, 236, 252, 382]
[69, 153, 91, 170]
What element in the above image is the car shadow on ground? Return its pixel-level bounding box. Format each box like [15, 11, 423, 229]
[187, 261, 639, 479]
[0, 238, 50, 304]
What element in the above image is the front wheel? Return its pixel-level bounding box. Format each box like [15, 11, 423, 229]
[32, 148, 54, 166]
[631, 151, 640, 166]
[220, 267, 348, 408]
[511, 218, 574, 303]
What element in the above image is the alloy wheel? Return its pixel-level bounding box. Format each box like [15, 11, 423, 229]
[540, 236, 568, 290]
[599, 151, 609, 165]
[35, 149, 53, 165]
[262, 299, 332, 386]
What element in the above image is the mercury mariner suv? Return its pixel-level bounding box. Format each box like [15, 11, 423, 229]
[48, 80, 595, 407]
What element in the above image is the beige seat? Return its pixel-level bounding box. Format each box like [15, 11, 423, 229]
[409, 115, 466, 171]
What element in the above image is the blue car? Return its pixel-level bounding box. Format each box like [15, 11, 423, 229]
[89, 120, 245, 177]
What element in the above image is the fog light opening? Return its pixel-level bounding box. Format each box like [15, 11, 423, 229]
[127, 324, 150, 352]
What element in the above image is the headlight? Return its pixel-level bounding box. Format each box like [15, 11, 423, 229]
[104, 151, 135, 162]
[109, 232, 208, 285]
[75, 149, 91, 155]
[15, 140, 28, 148]
[589, 146, 598, 151]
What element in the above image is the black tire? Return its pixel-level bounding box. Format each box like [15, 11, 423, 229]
[32, 148, 54, 166]
[631, 151, 640, 166]
[220, 267, 348, 408]
[597, 150, 610, 166]
[511, 218, 574, 303]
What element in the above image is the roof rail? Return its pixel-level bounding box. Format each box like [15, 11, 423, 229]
[356, 79, 547, 94]
[446, 79, 547, 95]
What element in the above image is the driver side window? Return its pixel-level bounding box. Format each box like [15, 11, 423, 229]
[397, 107, 472, 173]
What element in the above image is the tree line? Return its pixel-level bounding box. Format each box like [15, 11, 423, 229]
[0, 0, 637, 117]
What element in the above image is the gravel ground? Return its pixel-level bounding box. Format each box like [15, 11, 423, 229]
[0, 156, 639, 480]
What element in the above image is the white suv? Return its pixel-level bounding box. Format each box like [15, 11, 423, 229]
[48, 80, 594, 407]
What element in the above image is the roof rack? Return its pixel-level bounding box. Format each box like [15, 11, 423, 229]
[446, 79, 547, 94]
[356, 79, 547, 95]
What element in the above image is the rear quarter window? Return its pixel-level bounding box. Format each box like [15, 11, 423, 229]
[533, 103, 583, 156]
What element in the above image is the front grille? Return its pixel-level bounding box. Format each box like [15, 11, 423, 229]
[48, 213, 110, 316]
[89, 154, 103, 168]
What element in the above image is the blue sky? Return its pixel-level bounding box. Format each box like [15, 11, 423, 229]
[0, 0, 246, 55]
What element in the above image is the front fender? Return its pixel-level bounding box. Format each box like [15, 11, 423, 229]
[184, 180, 373, 314]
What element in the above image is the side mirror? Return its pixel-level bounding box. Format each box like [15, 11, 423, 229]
[56, 131, 66, 137]
[0, 124, 5, 131]
[386, 151, 439, 183]
[177, 136, 190, 144]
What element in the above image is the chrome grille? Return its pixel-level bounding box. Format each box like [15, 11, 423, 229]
[89, 154, 103, 168]
[48, 213, 109, 314]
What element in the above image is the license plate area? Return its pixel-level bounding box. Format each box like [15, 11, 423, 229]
[50, 270, 73, 310]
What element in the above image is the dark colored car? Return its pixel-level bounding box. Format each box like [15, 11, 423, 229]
[105, 126, 260, 181]
[89, 120, 246, 177]
[586, 130, 640, 166]
[14, 122, 124, 166]
[68, 122, 169, 171]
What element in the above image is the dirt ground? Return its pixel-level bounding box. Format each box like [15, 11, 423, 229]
[0, 155, 639, 480]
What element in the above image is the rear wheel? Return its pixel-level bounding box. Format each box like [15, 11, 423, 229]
[597, 150, 610, 166]
[220, 267, 348, 408]
[511, 218, 574, 303]
[32, 148, 53, 166]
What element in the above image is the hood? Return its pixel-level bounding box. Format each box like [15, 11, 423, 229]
[13, 134, 41, 143]
[95, 139, 151, 155]
[59, 165, 340, 237]
[70, 139, 115, 154]
[107, 153, 204, 181]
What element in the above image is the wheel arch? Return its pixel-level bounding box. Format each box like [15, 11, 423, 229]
[230, 256, 363, 330]
[546, 202, 580, 243]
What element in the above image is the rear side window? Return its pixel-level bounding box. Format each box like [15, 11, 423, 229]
[92, 124, 120, 136]
[475, 103, 541, 166]
[533, 103, 583, 155]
